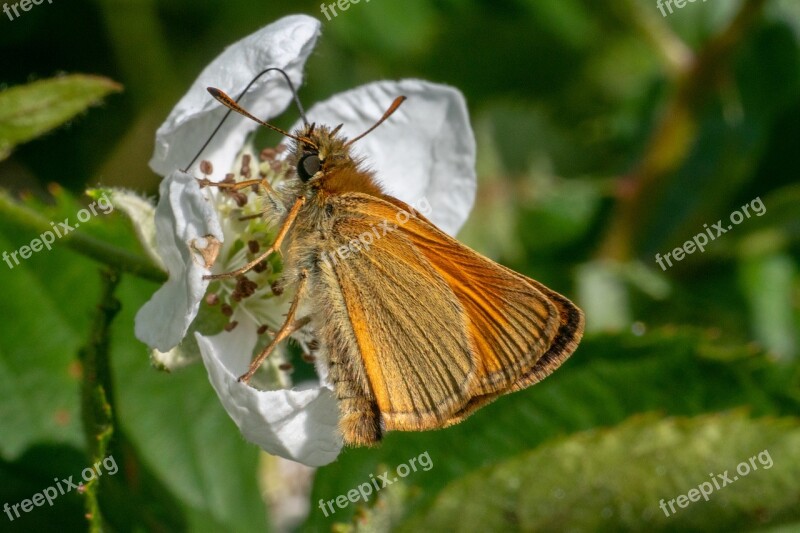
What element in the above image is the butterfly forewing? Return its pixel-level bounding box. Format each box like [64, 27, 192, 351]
[316, 198, 476, 432]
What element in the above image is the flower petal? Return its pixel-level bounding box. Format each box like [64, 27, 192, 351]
[135, 171, 223, 352]
[289, 79, 477, 236]
[150, 15, 321, 177]
[196, 321, 343, 467]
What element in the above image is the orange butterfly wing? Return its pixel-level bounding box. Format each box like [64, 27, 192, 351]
[315, 193, 583, 436]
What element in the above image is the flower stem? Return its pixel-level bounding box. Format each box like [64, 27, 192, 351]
[0, 190, 167, 283]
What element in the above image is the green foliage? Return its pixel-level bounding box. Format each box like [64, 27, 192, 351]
[0, 75, 121, 161]
[1, 1, 799, 532]
[305, 328, 799, 531]
[0, 189, 265, 531]
[403, 413, 800, 531]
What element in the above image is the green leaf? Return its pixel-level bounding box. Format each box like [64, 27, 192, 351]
[0, 188, 166, 283]
[403, 412, 800, 531]
[305, 329, 799, 531]
[0, 228, 92, 457]
[0, 75, 122, 160]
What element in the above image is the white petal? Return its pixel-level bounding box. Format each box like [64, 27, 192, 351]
[135, 171, 223, 352]
[290, 80, 477, 236]
[196, 322, 343, 467]
[150, 15, 321, 177]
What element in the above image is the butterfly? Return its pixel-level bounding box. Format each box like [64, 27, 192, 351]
[198, 77, 584, 446]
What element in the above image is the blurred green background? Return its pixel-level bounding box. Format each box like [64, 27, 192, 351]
[1, 0, 800, 531]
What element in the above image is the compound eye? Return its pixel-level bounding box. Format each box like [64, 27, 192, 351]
[298, 154, 321, 182]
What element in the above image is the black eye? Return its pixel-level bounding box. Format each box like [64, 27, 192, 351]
[297, 154, 321, 182]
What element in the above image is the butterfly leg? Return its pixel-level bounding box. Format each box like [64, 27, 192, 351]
[238, 270, 310, 384]
[203, 196, 305, 281]
[197, 176, 276, 196]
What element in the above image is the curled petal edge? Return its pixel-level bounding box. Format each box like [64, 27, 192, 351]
[196, 322, 343, 467]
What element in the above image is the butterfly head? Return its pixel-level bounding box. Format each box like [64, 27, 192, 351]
[290, 123, 353, 184]
[288, 122, 386, 197]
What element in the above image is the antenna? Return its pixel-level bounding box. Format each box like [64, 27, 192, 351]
[344, 96, 406, 147]
[182, 67, 309, 172]
[205, 88, 317, 149]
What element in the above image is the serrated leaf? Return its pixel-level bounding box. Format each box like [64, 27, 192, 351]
[0, 75, 122, 160]
[403, 413, 800, 531]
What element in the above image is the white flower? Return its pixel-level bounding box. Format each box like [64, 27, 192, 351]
[131, 15, 477, 466]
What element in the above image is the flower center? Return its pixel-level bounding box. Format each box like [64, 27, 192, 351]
[200, 146, 292, 337]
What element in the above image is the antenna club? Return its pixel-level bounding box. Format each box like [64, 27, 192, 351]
[344, 95, 408, 147]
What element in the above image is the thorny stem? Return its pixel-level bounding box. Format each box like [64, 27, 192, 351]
[598, 0, 769, 262]
[79, 269, 122, 532]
